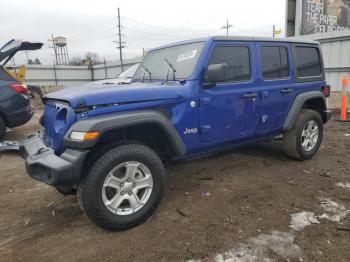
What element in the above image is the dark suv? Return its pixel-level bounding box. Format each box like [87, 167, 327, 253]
[22, 36, 332, 231]
[0, 40, 43, 140]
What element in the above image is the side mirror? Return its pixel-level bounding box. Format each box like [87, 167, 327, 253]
[203, 63, 228, 89]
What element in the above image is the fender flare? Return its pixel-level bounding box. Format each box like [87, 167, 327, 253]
[63, 110, 186, 157]
[283, 91, 326, 132]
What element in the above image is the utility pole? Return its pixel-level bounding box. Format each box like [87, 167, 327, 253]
[221, 19, 233, 36]
[273, 25, 276, 38]
[115, 8, 125, 72]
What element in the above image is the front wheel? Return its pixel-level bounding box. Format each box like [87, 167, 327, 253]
[78, 143, 165, 231]
[283, 109, 324, 160]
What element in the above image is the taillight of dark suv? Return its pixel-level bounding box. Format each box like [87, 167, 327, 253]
[9, 83, 28, 94]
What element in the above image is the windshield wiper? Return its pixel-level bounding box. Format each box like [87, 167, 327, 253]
[141, 64, 152, 82]
[164, 58, 176, 83]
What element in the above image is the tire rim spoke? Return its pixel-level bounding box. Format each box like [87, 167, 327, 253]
[125, 162, 139, 179]
[134, 175, 153, 190]
[108, 194, 124, 210]
[128, 193, 142, 210]
[302, 138, 309, 148]
[103, 175, 122, 189]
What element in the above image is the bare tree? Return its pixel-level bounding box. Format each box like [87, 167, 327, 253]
[70, 55, 83, 65]
[70, 52, 102, 65]
[85, 52, 102, 64]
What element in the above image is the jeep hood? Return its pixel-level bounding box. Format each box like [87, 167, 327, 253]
[44, 81, 187, 108]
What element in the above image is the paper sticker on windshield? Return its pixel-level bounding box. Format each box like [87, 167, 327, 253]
[177, 50, 197, 62]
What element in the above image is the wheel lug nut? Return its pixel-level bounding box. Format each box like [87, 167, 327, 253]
[121, 191, 125, 195]
[127, 179, 131, 182]
[133, 183, 136, 187]
[128, 192, 132, 196]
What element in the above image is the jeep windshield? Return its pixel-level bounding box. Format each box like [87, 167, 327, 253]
[133, 42, 205, 81]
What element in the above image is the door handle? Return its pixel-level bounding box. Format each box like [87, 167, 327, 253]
[280, 88, 293, 94]
[243, 93, 257, 99]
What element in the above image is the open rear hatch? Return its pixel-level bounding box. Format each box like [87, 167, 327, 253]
[0, 39, 43, 66]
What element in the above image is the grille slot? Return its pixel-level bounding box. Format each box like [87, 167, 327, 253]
[43, 101, 75, 154]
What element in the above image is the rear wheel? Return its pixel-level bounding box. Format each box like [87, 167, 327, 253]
[283, 109, 323, 160]
[0, 116, 6, 141]
[78, 143, 165, 231]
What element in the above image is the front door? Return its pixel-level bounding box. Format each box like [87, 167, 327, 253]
[199, 42, 261, 143]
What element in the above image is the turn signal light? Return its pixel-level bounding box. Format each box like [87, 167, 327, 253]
[84, 132, 99, 141]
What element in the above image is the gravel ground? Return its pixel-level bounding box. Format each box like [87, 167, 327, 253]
[0, 109, 349, 262]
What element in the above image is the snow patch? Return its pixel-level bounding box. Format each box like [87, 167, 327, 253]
[213, 231, 302, 262]
[290, 211, 320, 231]
[188, 199, 349, 262]
[335, 182, 350, 189]
[319, 198, 350, 223]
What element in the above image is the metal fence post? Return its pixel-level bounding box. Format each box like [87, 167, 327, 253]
[104, 58, 107, 79]
[53, 61, 58, 86]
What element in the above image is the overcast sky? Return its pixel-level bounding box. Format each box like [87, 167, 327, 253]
[1, 0, 286, 65]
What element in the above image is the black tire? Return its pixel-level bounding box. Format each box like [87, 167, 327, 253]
[283, 109, 323, 160]
[79, 143, 165, 231]
[0, 116, 6, 141]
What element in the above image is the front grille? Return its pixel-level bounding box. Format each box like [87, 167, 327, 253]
[43, 101, 75, 154]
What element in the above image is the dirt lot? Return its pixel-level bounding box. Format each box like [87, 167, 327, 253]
[0, 109, 349, 262]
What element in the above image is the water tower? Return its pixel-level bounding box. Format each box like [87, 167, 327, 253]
[53, 36, 69, 65]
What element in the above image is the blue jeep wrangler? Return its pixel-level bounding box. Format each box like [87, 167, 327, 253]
[22, 36, 332, 231]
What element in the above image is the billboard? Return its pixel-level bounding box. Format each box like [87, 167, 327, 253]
[302, 0, 350, 35]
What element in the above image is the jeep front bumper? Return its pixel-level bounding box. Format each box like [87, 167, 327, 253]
[21, 133, 88, 187]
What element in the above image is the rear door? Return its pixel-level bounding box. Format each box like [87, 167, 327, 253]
[257, 42, 295, 134]
[199, 42, 261, 143]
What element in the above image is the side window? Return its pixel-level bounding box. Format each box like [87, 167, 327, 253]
[208, 46, 250, 82]
[295, 46, 322, 78]
[261, 46, 289, 79]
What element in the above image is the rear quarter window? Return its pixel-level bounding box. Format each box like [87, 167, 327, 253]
[295, 46, 322, 78]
